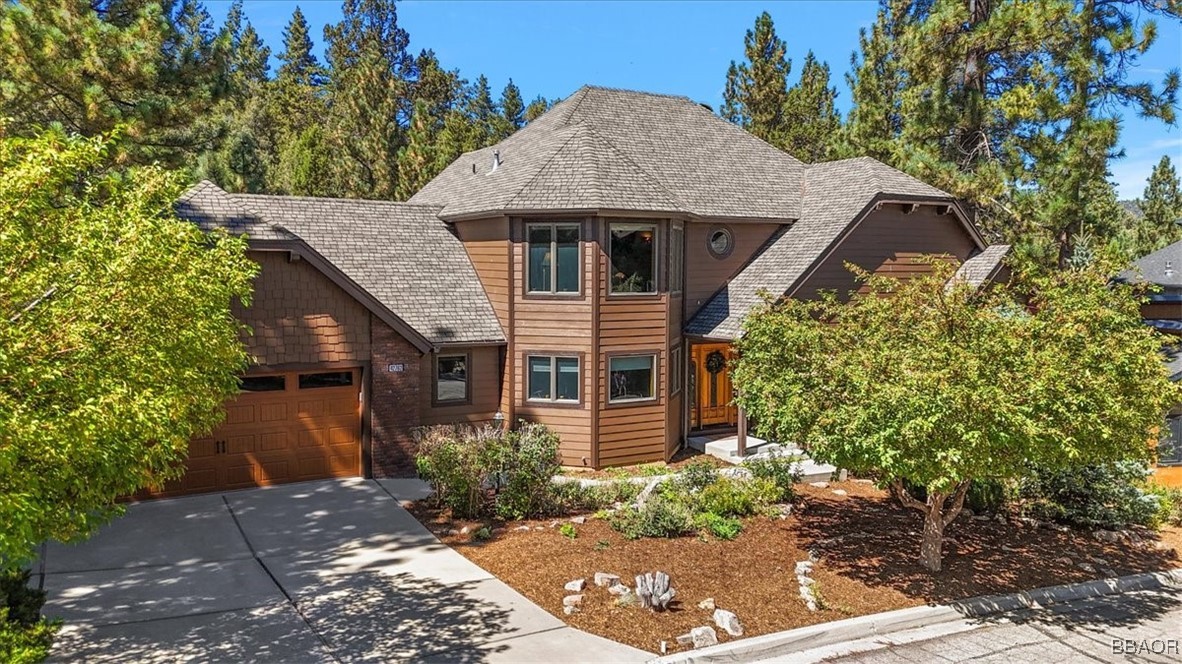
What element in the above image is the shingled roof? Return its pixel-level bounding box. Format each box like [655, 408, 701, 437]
[175, 181, 505, 348]
[410, 86, 806, 220]
[685, 157, 976, 339]
[1118, 239, 1182, 288]
[950, 244, 1011, 289]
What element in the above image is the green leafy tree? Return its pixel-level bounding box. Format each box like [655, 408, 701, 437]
[780, 51, 841, 162]
[0, 127, 257, 568]
[277, 125, 336, 197]
[722, 11, 791, 146]
[733, 261, 1176, 571]
[0, 0, 230, 166]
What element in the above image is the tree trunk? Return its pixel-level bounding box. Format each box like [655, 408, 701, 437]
[919, 504, 946, 572]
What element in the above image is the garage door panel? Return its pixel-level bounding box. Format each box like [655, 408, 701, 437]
[328, 425, 356, 445]
[325, 398, 357, 416]
[297, 399, 325, 418]
[259, 403, 288, 422]
[223, 404, 255, 425]
[258, 431, 289, 452]
[189, 438, 218, 459]
[226, 433, 257, 455]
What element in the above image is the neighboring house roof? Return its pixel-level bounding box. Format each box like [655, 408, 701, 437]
[1118, 239, 1182, 288]
[685, 157, 980, 340]
[950, 244, 1011, 290]
[1164, 345, 1182, 382]
[175, 181, 505, 349]
[409, 85, 807, 220]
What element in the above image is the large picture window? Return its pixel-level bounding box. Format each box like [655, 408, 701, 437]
[527, 355, 580, 403]
[609, 223, 657, 294]
[435, 354, 469, 404]
[528, 223, 580, 294]
[609, 354, 657, 403]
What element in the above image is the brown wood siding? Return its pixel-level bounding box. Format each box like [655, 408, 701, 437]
[1142, 303, 1182, 320]
[510, 218, 595, 466]
[685, 222, 782, 319]
[419, 346, 502, 425]
[793, 206, 977, 301]
[597, 220, 671, 467]
[454, 218, 514, 423]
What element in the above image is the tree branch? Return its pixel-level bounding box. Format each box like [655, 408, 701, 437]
[942, 480, 972, 527]
[8, 286, 57, 324]
[888, 478, 928, 513]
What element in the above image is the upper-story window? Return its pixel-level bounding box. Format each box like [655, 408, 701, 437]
[528, 223, 580, 294]
[609, 222, 657, 294]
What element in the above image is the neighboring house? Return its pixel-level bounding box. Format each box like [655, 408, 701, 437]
[1118, 241, 1182, 487]
[169, 85, 1009, 496]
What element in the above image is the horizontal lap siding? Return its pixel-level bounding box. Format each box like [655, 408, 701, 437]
[793, 206, 977, 301]
[511, 220, 595, 466]
[685, 223, 782, 319]
[1142, 303, 1182, 320]
[419, 346, 502, 425]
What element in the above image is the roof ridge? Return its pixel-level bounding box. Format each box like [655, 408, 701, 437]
[577, 84, 694, 102]
[503, 125, 589, 207]
[178, 179, 217, 202]
[232, 192, 445, 210]
[582, 124, 684, 208]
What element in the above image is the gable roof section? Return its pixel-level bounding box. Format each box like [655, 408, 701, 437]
[410, 85, 806, 220]
[175, 181, 505, 348]
[1118, 239, 1182, 288]
[685, 158, 973, 340]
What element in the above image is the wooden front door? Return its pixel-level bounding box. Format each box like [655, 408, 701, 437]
[691, 343, 736, 429]
[147, 368, 362, 497]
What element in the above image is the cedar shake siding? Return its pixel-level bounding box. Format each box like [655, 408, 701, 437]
[235, 250, 371, 366]
[792, 205, 978, 301]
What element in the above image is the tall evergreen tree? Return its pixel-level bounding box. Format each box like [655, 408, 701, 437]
[396, 100, 437, 200]
[524, 95, 551, 122]
[840, 0, 912, 162]
[1130, 155, 1182, 253]
[277, 5, 322, 86]
[0, 0, 229, 166]
[721, 12, 791, 146]
[780, 51, 841, 162]
[494, 78, 525, 141]
[467, 75, 498, 147]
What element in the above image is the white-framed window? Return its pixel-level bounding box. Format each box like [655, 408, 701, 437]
[527, 223, 580, 294]
[670, 346, 682, 395]
[527, 355, 580, 403]
[670, 222, 684, 294]
[609, 222, 657, 294]
[608, 354, 657, 403]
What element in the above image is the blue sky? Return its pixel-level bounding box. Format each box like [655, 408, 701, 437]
[212, 0, 1182, 199]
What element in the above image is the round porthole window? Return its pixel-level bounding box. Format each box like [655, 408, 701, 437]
[708, 227, 733, 258]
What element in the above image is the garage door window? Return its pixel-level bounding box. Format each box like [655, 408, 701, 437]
[435, 354, 470, 405]
[298, 371, 354, 389]
[240, 375, 286, 392]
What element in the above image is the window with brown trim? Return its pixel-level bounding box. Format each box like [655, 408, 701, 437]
[435, 354, 470, 404]
[608, 354, 657, 403]
[527, 223, 580, 294]
[527, 355, 580, 403]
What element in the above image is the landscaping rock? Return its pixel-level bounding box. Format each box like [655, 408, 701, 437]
[1054, 557, 1074, 566]
[563, 605, 579, 616]
[675, 633, 694, 646]
[634, 477, 664, 508]
[795, 560, 814, 576]
[831, 489, 848, 497]
[698, 598, 716, 611]
[972, 515, 991, 522]
[797, 575, 816, 587]
[961, 508, 974, 518]
[1102, 568, 1117, 577]
[809, 481, 829, 488]
[563, 594, 584, 607]
[459, 526, 470, 535]
[570, 515, 587, 524]
[1090, 557, 1109, 566]
[534, 526, 544, 531]
[635, 571, 675, 611]
[853, 479, 874, 485]
[713, 609, 744, 636]
[607, 583, 631, 596]
[1092, 530, 1121, 543]
[690, 626, 718, 648]
[594, 572, 620, 587]
[564, 579, 586, 592]
[514, 525, 531, 532]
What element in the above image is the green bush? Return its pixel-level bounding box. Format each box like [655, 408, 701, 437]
[745, 450, 802, 502]
[677, 460, 720, 494]
[695, 476, 778, 517]
[495, 423, 562, 520]
[0, 570, 56, 664]
[414, 424, 504, 518]
[695, 512, 743, 540]
[1145, 484, 1182, 527]
[608, 495, 696, 539]
[550, 481, 643, 513]
[965, 478, 1010, 515]
[1018, 462, 1166, 529]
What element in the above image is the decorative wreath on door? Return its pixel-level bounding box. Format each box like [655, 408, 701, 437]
[705, 350, 727, 375]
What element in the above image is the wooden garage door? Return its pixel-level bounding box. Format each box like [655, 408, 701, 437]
[152, 368, 362, 497]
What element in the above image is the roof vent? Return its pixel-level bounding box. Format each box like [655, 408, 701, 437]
[1167, 261, 1175, 278]
[490, 150, 501, 173]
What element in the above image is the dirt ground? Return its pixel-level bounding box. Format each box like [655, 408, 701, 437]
[410, 480, 1182, 654]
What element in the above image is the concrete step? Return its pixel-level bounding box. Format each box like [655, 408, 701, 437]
[687, 434, 839, 483]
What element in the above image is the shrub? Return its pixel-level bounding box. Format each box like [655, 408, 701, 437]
[965, 478, 1010, 515]
[608, 495, 695, 539]
[695, 476, 778, 517]
[1145, 484, 1182, 527]
[745, 450, 802, 502]
[695, 512, 743, 540]
[0, 570, 56, 664]
[677, 460, 720, 494]
[559, 523, 578, 539]
[549, 480, 643, 514]
[495, 423, 562, 520]
[414, 424, 504, 518]
[1018, 462, 1166, 529]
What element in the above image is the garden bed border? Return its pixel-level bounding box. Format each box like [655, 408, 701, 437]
[647, 567, 1182, 664]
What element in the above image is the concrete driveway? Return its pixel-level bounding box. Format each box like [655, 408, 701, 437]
[40, 478, 651, 663]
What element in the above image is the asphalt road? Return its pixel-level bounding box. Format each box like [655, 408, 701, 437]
[824, 588, 1181, 664]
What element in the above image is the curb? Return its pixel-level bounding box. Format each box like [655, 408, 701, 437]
[646, 567, 1182, 664]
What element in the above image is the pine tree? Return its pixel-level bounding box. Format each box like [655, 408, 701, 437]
[324, 0, 414, 199]
[524, 95, 551, 122]
[1131, 155, 1182, 253]
[780, 52, 840, 162]
[0, 0, 230, 166]
[396, 100, 437, 200]
[277, 5, 322, 86]
[721, 12, 791, 146]
[468, 75, 498, 148]
[494, 78, 525, 140]
[840, 0, 911, 162]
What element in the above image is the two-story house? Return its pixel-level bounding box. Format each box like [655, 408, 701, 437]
[167, 85, 1009, 496]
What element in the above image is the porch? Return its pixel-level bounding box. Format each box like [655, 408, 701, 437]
[686, 432, 840, 483]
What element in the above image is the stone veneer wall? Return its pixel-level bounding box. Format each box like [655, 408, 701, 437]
[369, 316, 423, 476]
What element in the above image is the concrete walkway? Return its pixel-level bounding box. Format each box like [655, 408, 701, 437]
[40, 478, 651, 663]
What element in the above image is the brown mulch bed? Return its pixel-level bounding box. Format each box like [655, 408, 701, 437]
[560, 447, 730, 480]
[409, 480, 1182, 654]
